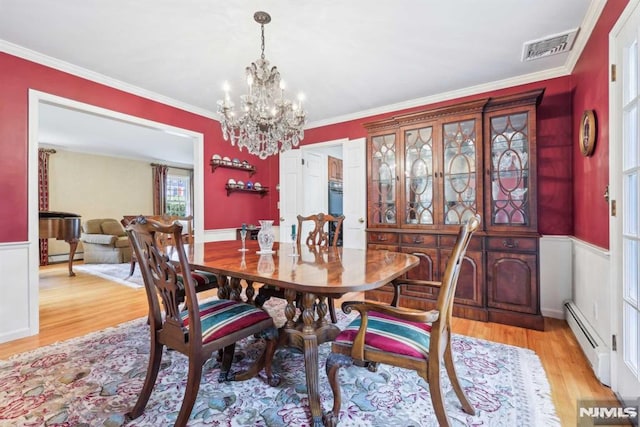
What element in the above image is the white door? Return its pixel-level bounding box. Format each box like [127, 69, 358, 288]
[279, 149, 302, 243]
[610, 0, 640, 400]
[301, 150, 327, 240]
[342, 138, 367, 249]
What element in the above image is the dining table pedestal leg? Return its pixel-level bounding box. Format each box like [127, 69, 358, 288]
[282, 291, 340, 427]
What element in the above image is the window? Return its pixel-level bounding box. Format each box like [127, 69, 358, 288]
[165, 173, 191, 216]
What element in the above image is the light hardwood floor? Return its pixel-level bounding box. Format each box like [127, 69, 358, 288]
[0, 263, 618, 426]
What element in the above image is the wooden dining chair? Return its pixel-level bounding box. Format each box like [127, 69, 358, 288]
[298, 213, 344, 323]
[296, 212, 344, 248]
[124, 216, 280, 427]
[323, 215, 481, 427]
[122, 215, 215, 300]
[255, 213, 345, 323]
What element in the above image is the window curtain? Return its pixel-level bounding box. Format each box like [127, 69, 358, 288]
[152, 164, 168, 215]
[189, 169, 194, 216]
[38, 148, 56, 266]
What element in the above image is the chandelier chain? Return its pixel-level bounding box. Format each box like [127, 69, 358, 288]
[260, 23, 265, 60]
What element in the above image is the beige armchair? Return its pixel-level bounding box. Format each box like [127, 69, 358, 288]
[81, 218, 132, 264]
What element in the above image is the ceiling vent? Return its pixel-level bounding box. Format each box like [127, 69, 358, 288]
[521, 28, 579, 62]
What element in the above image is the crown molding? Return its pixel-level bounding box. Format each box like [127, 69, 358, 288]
[564, 0, 607, 73]
[1, 39, 218, 120]
[307, 0, 607, 131]
[2, 14, 594, 134]
[305, 66, 569, 130]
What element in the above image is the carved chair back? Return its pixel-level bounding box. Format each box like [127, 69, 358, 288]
[296, 212, 344, 247]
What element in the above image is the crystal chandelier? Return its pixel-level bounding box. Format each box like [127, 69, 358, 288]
[217, 11, 306, 160]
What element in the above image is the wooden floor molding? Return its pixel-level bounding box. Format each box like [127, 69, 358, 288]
[0, 263, 618, 425]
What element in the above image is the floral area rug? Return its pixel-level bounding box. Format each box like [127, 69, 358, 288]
[75, 263, 143, 289]
[0, 299, 559, 426]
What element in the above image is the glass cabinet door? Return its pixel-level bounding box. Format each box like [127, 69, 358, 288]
[442, 119, 478, 225]
[488, 112, 532, 227]
[404, 126, 434, 225]
[369, 133, 397, 226]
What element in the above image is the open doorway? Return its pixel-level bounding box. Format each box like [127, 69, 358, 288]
[279, 137, 366, 249]
[28, 90, 205, 335]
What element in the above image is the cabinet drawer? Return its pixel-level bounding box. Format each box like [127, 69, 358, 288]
[368, 243, 399, 252]
[486, 237, 537, 252]
[368, 232, 398, 244]
[401, 233, 437, 246]
[440, 235, 483, 251]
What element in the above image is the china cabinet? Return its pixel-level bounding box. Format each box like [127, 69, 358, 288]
[328, 156, 343, 181]
[365, 89, 544, 330]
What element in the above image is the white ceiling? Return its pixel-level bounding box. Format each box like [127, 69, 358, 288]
[38, 102, 195, 166]
[0, 0, 599, 165]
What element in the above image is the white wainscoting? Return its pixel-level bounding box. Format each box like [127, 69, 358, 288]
[202, 226, 280, 243]
[571, 238, 611, 347]
[0, 242, 37, 343]
[203, 228, 238, 242]
[540, 235, 573, 319]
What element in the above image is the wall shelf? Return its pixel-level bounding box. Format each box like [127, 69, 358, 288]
[225, 184, 268, 198]
[210, 159, 256, 177]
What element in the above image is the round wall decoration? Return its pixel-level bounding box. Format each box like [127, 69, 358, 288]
[579, 110, 597, 157]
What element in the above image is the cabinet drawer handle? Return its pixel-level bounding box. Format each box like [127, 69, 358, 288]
[377, 235, 388, 241]
[413, 237, 424, 243]
[503, 238, 518, 248]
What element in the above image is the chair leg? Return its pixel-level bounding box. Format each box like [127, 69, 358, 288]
[233, 326, 281, 386]
[262, 333, 280, 386]
[127, 258, 136, 278]
[218, 343, 236, 382]
[175, 357, 204, 427]
[427, 362, 452, 427]
[328, 297, 337, 323]
[444, 343, 475, 415]
[323, 353, 352, 426]
[126, 339, 163, 420]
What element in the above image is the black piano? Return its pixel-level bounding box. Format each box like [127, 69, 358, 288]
[39, 211, 81, 276]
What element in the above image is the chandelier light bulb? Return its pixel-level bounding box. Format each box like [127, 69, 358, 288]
[216, 11, 306, 159]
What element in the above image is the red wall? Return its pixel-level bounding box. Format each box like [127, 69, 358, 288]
[0, 53, 275, 243]
[570, 0, 629, 249]
[1, 1, 628, 246]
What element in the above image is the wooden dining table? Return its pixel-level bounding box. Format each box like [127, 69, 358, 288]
[173, 239, 419, 426]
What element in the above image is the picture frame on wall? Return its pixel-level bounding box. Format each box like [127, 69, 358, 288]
[579, 110, 597, 157]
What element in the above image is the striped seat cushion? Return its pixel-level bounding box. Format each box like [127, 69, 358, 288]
[180, 299, 271, 344]
[177, 270, 217, 289]
[334, 312, 433, 359]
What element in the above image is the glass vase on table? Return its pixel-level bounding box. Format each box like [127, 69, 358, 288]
[257, 220, 275, 254]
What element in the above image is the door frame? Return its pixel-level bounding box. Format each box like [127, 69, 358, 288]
[27, 89, 204, 335]
[609, 0, 640, 400]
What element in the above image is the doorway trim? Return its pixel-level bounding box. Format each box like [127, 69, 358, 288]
[27, 89, 205, 335]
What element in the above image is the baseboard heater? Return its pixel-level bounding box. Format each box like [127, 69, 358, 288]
[564, 301, 610, 386]
[48, 253, 83, 263]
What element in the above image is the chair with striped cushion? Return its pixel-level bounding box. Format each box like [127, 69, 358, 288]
[122, 216, 218, 306]
[323, 215, 481, 427]
[124, 216, 279, 427]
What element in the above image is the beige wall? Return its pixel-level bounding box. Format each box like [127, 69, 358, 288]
[47, 149, 153, 256]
